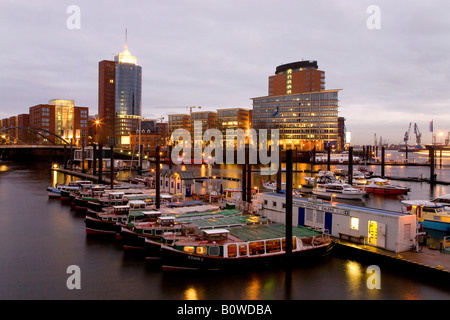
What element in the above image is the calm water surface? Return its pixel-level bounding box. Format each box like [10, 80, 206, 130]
[0, 158, 449, 300]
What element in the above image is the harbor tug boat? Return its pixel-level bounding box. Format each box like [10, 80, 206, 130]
[160, 222, 332, 271]
[401, 200, 450, 232]
[359, 178, 410, 195]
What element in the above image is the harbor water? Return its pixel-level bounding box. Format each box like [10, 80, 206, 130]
[0, 151, 449, 300]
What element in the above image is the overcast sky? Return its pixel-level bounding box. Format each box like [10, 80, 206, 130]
[1, 0, 449, 145]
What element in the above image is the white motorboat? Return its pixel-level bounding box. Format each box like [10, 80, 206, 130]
[431, 194, 450, 211]
[263, 180, 286, 191]
[312, 183, 367, 200]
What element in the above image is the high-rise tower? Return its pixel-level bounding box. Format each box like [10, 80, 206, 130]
[98, 31, 142, 146]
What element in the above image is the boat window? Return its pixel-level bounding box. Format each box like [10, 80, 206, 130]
[239, 244, 247, 256]
[227, 245, 237, 258]
[249, 241, 265, 255]
[143, 230, 153, 235]
[265, 239, 281, 253]
[272, 201, 277, 207]
[183, 246, 195, 253]
[209, 246, 220, 256]
[282, 238, 297, 251]
[196, 246, 207, 255]
[155, 230, 163, 235]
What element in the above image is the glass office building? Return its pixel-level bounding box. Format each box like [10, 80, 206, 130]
[251, 89, 340, 151]
[114, 44, 142, 145]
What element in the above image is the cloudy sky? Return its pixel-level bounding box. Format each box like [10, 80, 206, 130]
[1, 0, 449, 145]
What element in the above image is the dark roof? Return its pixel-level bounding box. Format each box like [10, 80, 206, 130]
[275, 60, 318, 74]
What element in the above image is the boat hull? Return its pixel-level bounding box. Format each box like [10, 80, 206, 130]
[312, 190, 365, 200]
[120, 227, 152, 250]
[420, 220, 450, 232]
[160, 243, 332, 271]
[84, 216, 119, 235]
[363, 187, 409, 195]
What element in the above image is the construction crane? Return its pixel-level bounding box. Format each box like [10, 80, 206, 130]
[154, 106, 202, 115]
[413, 123, 422, 146]
[403, 122, 412, 144]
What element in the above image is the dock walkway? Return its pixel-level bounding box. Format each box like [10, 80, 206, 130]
[333, 238, 450, 282]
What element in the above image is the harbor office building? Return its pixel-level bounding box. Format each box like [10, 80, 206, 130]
[252, 89, 341, 152]
[252, 60, 343, 152]
[257, 193, 418, 253]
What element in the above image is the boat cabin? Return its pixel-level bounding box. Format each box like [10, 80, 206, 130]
[202, 228, 229, 242]
[112, 205, 130, 215]
[68, 180, 91, 187]
[129, 200, 147, 210]
[143, 211, 162, 222]
[108, 192, 125, 200]
[158, 216, 176, 227]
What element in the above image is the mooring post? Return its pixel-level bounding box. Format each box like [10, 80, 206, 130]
[156, 145, 161, 209]
[381, 146, 385, 178]
[429, 146, 436, 184]
[348, 147, 353, 185]
[246, 144, 252, 204]
[109, 139, 114, 189]
[285, 149, 293, 263]
[327, 146, 331, 171]
[242, 145, 247, 202]
[81, 139, 86, 174]
[98, 144, 103, 183]
[92, 144, 97, 176]
[276, 147, 282, 193]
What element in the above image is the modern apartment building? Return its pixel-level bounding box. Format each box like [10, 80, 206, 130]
[29, 99, 88, 145]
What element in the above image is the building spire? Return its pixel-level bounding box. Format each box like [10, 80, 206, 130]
[125, 28, 128, 50]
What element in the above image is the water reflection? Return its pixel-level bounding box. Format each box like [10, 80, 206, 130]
[345, 260, 363, 299]
[242, 275, 262, 300]
[183, 287, 199, 300]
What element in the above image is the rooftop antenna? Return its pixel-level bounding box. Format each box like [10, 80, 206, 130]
[124, 28, 128, 50]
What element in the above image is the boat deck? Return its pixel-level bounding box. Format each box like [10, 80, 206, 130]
[228, 223, 322, 242]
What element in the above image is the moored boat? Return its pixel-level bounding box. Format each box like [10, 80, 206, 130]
[359, 178, 410, 195]
[47, 186, 61, 198]
[431, 194, 450, 211]
[160, 223, 332, 271]
[84, 205, 131, 235]
[312, 183, 367, 200]
[263, 180, 286, 191]
[401, 200, 450, 232]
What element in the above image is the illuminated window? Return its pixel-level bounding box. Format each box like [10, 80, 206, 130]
[239, 244, 247, 256]
[350, 217, 359, 230]
[196, 246, 207, 255]
[227, 245, 237, 257]
[183, 246, 195, 253]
